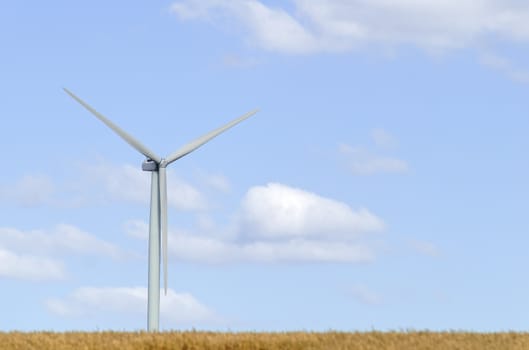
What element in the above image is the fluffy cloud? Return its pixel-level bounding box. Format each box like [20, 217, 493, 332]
[166, 231, 375, 264]
[125, 223, 376, 264]
[0, 224, 130, 281]
[0, 224, 124, 259]
[0, 248, 64, 281]
[82, 162, 207, 211]
[170, 0, 529, 54]
[127, 183, 383, 264]
[46, 287, 216, 325]
[1, 162, 208, 210]
[239, 183, 384, 239]
[171, 0, 318, 54]
[339, 144, 409, 175]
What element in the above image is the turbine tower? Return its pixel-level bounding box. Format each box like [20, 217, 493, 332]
[64, 88, 257, 331]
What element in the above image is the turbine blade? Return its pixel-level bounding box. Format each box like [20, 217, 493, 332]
[165, 109, 258, 165]
[63, 88, 162, 163]
[159, 166, 168, 296]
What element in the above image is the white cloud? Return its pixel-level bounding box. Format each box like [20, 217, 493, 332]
[171, 0, 318, 54]
[239, 183, 384, 239]
[139, 229, 377, 264]
[82, 162, 207, 211]
[240, 240, 373, 263]
[0, 248, 65, 281]
[128, 183, 383, 264]
[350, 283, 382, 305]
[0, 224, 129, 281]
[170, 0, 529, 54]
[167, 231, 375, 264]
[46, 287, 216, 325]
[339, 144, 409, 175]
[1, 162, 208, 210]
[0, 224, 124, 259]
[1, 174, 55, 207]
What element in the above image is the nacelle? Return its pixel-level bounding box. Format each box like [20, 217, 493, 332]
[142, 159, 158, 171]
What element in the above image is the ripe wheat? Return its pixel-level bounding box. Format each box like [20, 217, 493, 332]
[1, 331, 529, 350]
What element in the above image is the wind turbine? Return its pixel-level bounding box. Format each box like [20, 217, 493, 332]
[64, 88, 257, 331]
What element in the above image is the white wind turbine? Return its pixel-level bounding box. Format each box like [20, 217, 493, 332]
[64, 88, 257, 331]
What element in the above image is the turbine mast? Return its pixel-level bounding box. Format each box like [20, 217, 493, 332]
[147, 169, 161, 331]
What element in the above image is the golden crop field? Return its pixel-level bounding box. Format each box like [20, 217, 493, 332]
[1, 331, 529, 350]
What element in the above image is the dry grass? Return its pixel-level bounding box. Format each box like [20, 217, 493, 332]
[1, 331, 529, 350]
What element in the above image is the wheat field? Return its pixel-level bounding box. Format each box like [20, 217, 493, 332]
[1, 331, 529, 350]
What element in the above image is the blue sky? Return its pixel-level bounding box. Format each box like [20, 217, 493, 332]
[1, 0, 529, 332]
